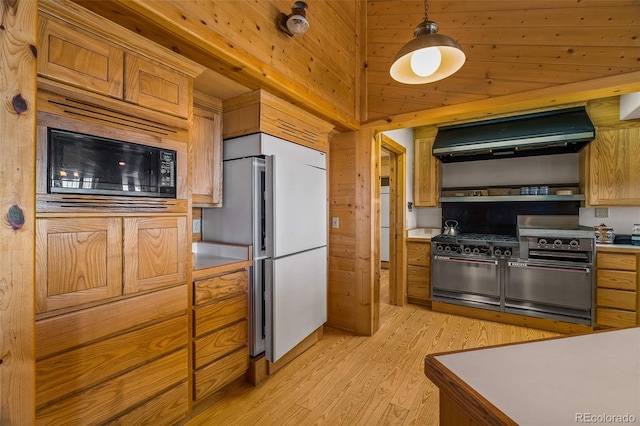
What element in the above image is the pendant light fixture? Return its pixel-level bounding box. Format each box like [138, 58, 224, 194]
[390, 0, 465, 84]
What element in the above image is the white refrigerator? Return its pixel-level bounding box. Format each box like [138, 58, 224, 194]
[202, 133, 327, 362]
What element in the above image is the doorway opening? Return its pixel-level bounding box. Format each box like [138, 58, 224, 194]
[378, 134, 406, 307]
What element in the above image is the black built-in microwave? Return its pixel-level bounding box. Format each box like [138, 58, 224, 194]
[48, 128, 176, 198]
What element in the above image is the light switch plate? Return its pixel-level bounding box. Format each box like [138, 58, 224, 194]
[332, 217, 339, 228]
[192, 218, 201, 233]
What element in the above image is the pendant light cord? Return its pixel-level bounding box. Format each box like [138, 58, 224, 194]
[424, 0, 429, 21]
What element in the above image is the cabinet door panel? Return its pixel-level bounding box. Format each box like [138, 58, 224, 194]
[39, 16, 124, 98]
[586, 128, 640, 206]
[123, 216, 187, 294]
[407, 241, 431, 266]
[407, 265, 431, 300]
[191, 105, 223, 207]
[36, 217, 122, 313]
[125, 54, 190, 118]
[414, 136, 440, 207]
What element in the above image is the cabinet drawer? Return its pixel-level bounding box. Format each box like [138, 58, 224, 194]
[194, 270, 248, 306]
[194, 320, 248, 369]
[407, 265, 430, 300]
[596, 269, 637, 291]
[597, 288, 637, 311]
[407, 242, 431, 266]
[194, 293, 248, 338]
[39, 15, 124, 98]
[36, 348, 187, 425]
[597, 253, 637, 271]
[596, 308, 637, 328]
[194, 347, 249, 401]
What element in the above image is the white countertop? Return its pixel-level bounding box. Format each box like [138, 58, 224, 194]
[435, 328, 640, 426]
[407, 227, 441, 239]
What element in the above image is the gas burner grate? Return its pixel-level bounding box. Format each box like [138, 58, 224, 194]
[432, 233, 518, 244]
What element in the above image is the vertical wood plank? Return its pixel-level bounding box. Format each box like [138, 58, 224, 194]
[0, 0, 37, 422]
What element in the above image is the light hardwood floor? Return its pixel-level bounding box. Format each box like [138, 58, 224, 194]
[187, 269, 559, 425]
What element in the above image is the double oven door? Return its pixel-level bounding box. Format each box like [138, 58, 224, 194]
[505, 260, 593, 325]
[431, 254, 502, 311]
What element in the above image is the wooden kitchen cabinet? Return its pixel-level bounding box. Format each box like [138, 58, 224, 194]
[191, 92, 224, 207]
[413, 127, 440, 207]
[192, 268, 250, 403]
[595, 250, 640, 328]
[406, 240, 431, 306]
[38, 4, 202, 119]
[35, 217, 123, 314]
[38, 15, 124, 99]
[123, 216, 187, 294]
[222, 89, 333, 153]
[581, 128, 640, 206]
[124, 53, 191, 118]
[37, 215, 187, 313]
[35, 285, 189, 425]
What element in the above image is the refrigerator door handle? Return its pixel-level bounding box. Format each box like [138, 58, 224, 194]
[264, 155, 274, 258]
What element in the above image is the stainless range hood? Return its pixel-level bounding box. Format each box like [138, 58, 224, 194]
[432, 107, 595, 162]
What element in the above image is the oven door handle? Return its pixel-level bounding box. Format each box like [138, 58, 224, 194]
[434, 256, 499, 266]
[508, 261, 590, 273]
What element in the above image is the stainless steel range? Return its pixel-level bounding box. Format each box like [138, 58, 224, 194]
[431, 216, 595, 326]
[431, 234, 519, 312]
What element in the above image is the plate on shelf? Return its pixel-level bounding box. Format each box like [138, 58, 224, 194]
[555, 190, 574, 195]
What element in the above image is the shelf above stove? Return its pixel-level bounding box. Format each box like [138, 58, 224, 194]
[440, 194, 585, 203]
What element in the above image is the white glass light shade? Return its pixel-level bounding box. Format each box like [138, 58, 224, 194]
[390, 33, 465, 84]
[410, 47, 442, 77]
[286, 14, 309, 35]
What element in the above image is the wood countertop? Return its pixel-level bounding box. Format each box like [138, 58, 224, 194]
[424, 327, 640, 425]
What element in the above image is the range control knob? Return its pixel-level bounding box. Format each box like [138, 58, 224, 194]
[553, 239, 563, 247]
[494, 248, 502, 256]
[538, 238, 547, 246]
[569, 240, 579, 248]
[444, 246, 451, 252]
[464, 247, 471, 253]
[504, 249, 512, 256]
[436, 245, 444, 251]
[472, 247, 480, 254]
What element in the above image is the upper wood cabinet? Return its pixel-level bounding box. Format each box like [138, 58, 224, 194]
[581, 127, 640, 206]
[413, 127, 441, 207]
[38, 2, 203, 118]
[124, 54, 191, 118]
[191, 92, 224, 207]
[38, 15, 124, 98]
[223, 90, 333, 153]
[36, 217, 123, 314]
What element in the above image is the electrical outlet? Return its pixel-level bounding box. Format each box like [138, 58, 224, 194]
[192, 218, 201, 233]
[332, 217, 339, 228]
[595, 208, 609, 219]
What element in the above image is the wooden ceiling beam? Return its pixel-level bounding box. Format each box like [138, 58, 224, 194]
[362, 71, 640, 132]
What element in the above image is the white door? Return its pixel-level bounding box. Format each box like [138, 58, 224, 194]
[266, 246, 327, 362]
[266, 155, 327, 258]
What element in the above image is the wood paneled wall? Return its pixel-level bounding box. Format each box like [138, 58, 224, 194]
[0, 0, 37, 423]
[73, 0, 362, 131]
[328, 130, 380, 335]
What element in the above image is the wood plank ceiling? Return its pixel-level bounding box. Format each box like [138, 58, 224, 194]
[366, 0, 640, 124]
